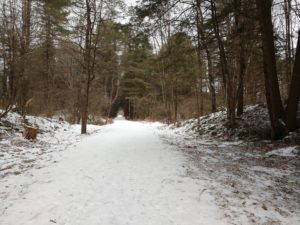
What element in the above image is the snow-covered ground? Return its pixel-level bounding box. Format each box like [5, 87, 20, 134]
[160, 128, 300, 225]
[0, 112, 101, 178]
[1, 113, 299, 225]
[172, 104, 300, 143]
[170, 104, 272, 140]
[0, 118, 228, 225]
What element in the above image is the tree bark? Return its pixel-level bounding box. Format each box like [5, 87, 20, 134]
[18, 0, 31, 119]
[80, 0, 104, 134]
[206, 49, 217, 113]
[81, 0, 92, 134]
[195, 0, 216, 113]
[235, 0, 246, 116]
[285, 31, 300, 131]
[256, 0, 286, 139]
[210, 0, 235, 126]
[7, 0, 17, 105]
[44, 10, 53, 114]
[195, 1, 203, 118]
[284, 0, 292, 90]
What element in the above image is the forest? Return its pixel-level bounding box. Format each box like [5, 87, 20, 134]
[1, 1, 300, 224]
[0, 0, 299, 138]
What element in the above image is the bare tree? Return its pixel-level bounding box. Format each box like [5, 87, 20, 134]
[79, 0, 104, 134]
[18, 0, 32, 119]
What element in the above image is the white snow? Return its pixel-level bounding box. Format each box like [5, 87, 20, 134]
[266, 146, 299, 157]
[0, 119, 228, 225]
[1, 111, 299, 225]
[167, 104, 272, 140]
[158, 126, 300, 225]
[0, 112, 101, 177]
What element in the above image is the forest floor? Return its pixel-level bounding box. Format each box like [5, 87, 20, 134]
[0, 114, 299, 225]
[160, 127, 300, 225]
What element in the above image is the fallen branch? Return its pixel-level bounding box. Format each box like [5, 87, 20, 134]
[0, 104, 13, 119]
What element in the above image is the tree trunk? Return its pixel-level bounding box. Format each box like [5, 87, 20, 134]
[195, 0, 216, 113]
[235, 0, 246, 116]
[81, 0, 92, 134]
[18, 0, 31, 119]
[7, 7, 17, 105]
[284, 0, 292, 92]
[81, 90, 89, 134]
[80, 0, 103, 134]
[206, 49, 217, 113]
[256, 0, 286, 139]
[210, 0, 235, 126]
[285, 31, 300, 131]
[173, 79, 178, 122]
[194, 81, 201, 120]
[44, 11, 53, 114]
[236, 78, 244, 116]
[195, 2, 203, 117]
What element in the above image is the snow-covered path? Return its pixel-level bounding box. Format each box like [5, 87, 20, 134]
[0, 119, 227, 225]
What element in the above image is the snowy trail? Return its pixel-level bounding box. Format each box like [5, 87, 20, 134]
[0, 119, 227, 225]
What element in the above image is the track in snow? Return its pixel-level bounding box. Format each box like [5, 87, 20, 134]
[0, 119, 227, 225]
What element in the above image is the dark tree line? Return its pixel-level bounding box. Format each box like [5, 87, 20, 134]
[0, 0, 124, 134]
[0, 0, 299, 139]
[129, 0, 300, 139]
